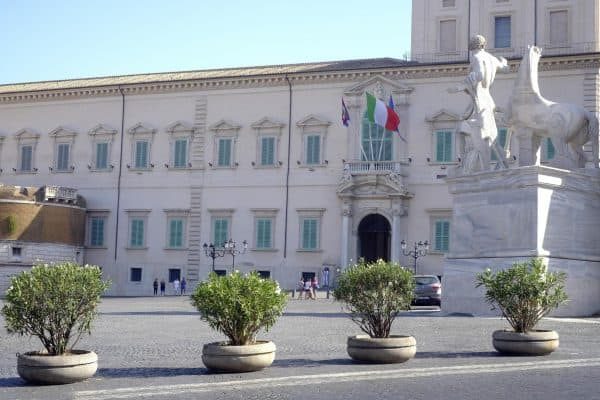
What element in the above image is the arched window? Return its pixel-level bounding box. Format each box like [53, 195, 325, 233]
[360, 112, 393, 161]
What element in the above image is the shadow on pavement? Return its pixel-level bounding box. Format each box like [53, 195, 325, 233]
[99, 311, 198, 316]
[0, 377, 25, 387]
[98, 367, 208, 378]
[282, 312, 347, 318]
[416, 351, 499, 359]
[273, 358, 355, 368]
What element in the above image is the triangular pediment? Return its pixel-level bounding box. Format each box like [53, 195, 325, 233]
[49, 126, 78, 138]
[14, 128, 40, 140]
[166, 121, 194, 134]
[344, 75, 413, 97]
[208, 119, 241, 132]
[89, 124, 117, 136]
[251, 117, 285, 130]
[426, 109, 461, 123]
[128, 122, 156, 135]
[296, 114, 331, 128]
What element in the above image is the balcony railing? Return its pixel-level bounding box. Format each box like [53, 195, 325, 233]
[410, 41, 599, 64]
[344, 160, 409, 175]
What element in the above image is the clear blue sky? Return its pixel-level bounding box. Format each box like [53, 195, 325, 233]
[0, 0, 412, 85]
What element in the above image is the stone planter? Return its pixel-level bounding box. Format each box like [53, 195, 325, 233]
[202, 340, 276, 372]
[492, 329, 559, 356]
[17, 350, 98, 384]
[347, 335, 416, 363]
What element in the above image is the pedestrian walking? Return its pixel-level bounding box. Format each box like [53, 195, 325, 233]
[311, 276, 319, 300]
[153, 278, 159, 296]
[297, 278, 305, 300]
[173, 278, 180, 295]
[160, 279, 166, 296]
[303, 278, 313, 300]
[180, 277, 187, 295]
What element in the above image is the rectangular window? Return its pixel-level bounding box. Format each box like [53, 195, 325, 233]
[260, 137, 275, 166]
[130, 267, 142, 282]
[89, 216, 105, 247]
[442, 0, 455, 7]
[56, 143, 70, 171]
[95, 142, 109, 169]
[173, 139, 188, 168]
[168, 218, 184, 248]
[494, 16, 511, 48]
[305, 135, 321, 165]
[435, 130, 453, 163]
[217, 138, 232, 167]
[434, 220, 450, 252]
[549, 10, 568, 45]
[301, 218, 318, 250]
[134, 140, 149, 168]
[168, 268, 181, 282]
[491, 127, 508, 161]
[256, 218, 273, 249]
[12, 247, 22, 257]
[20, 145, 33, 171]
[439, 19, 457, 52]
[130, 219, 145, 247]
[543, 138, 555, 161]
[213, 218, 229, 247]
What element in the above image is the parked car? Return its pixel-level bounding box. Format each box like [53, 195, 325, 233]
[412, 275, 442, 306]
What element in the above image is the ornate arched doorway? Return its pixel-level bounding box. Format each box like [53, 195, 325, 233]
[358, 214, 391, 263]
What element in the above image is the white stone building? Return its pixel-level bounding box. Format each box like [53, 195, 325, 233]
[0, 0, 598, 299]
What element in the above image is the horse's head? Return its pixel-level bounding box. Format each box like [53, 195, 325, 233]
[515, 45, 543, 94]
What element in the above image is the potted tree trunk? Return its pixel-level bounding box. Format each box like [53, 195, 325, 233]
[333, 259, 416, 363]
[191, 271, 287, 372]
[1, 263, 110, 384]
[476, 258, 568, 356]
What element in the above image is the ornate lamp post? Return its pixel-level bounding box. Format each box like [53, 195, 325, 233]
[223, 239, 248, 272]
[203, 242, 226, 272]
[401, 240, 429, 274]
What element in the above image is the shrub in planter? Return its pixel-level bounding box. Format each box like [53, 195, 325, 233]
[191, 271, 287, 372]
[1, 262, 110, 384]
[475, 258, 568, 355]
[333, 259, 416, 363]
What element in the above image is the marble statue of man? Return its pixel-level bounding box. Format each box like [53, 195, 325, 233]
[450, 35, 510, 172]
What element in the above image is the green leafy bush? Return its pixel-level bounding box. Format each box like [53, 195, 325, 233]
[191, 272, 287, 346]
[1, 263, 110, 355]
[333, 259, 414, 338]
[475, 258, 568, 333]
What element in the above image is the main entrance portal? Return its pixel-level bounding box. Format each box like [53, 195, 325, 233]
[358, 214, 390, 263]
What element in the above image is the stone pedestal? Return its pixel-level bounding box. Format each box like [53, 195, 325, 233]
[443, 166, 600, 317]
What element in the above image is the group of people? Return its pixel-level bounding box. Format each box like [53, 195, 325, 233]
[297, 276, 319, 300]
[153, 277, 187, 296]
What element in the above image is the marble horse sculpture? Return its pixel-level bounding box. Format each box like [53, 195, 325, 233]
[507, 45, 599, 169]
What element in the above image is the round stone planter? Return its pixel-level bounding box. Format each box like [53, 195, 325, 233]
[347, 335, 417, 364]
[17, 350, 98, 384]
[492, 329, 559, 356]
[202, 340, 276, 372]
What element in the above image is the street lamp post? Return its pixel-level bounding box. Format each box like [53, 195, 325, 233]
[401, 240, 429, 274]
[223, 239, 248, 272]
[202, 242, 226, 272]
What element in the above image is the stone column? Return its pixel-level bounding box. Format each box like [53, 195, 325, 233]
[340, 201, 353, 268]
[390, 201, 403, 263]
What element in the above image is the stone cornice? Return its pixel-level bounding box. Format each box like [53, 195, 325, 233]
[1, 54, 599, 104]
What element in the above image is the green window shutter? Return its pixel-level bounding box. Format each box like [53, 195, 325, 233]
[213, 219, 228, 246]
[21, 145, 32, 171]
[306, 135, 320, 164]
[174, 139, 188, 168]
[435, 131, 453, 163]
[491, 128, 508, 161]
[302, 219, 318, 249]
[90, 217, 104, 247]
[261, 137, 275, 165]
[435, 220, 450, 252]
[130, 219, 144, 247]
[135, 141, 148, 168]
[96, 142, 108, 169]
[256, 219, 272, 248]
[218, 138, 232, 166]
[169, 219, 184, 248]
[546, 138, 555, 160]
[57, 143, 70, 171]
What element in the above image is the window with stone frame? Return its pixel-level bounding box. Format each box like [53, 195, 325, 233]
[126, 209, 150, 249]
[549, 10, 568, 46]
[297, 115, 331, 167]
[428, 210, 452, 254]
[49, 127, 77, 173]
[439, 19, 457, 53]
[15, 129, 39, 173]
[494, 15, 512, 48]
[251, 209, 278, 250]
[128, 123, 156, 170]
[165, 209, 189, 249]
[166, 122, 194, 169]
[208, 120, 241, 169]
[87, 211, 109, 248]
[89, 124, 117, 171]
[361, 111, 394, 161]
[426, 111, 461, 165]
[297, 208, 325, 251]
[209, 209, 235, 247]
[252, 117, 284, 168]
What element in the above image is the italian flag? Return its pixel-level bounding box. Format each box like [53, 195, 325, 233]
[365, 92, 400, 132]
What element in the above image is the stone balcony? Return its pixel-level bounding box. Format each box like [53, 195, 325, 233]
[343, 160, 409, 176]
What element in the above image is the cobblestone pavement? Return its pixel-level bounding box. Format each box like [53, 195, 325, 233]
[1, 295, 599, 400]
